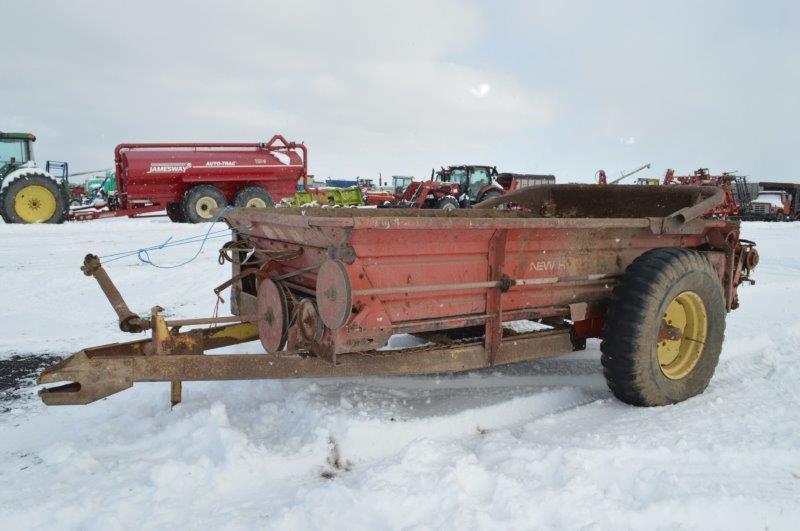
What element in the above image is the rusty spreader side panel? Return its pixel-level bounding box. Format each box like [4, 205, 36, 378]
[224, 184, 735, 361]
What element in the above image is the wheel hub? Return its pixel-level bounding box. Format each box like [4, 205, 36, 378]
[14, 185, 57, 223]
[245, 197, 267, 209]
[195, 196, 218, 219]
[657, 291, 708, 380]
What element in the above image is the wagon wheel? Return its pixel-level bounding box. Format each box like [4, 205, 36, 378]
[180, 185, 227, 223]
[166, 202, 185, 222]
[234, 186, 275, 209]
[600, 248, 726, 406]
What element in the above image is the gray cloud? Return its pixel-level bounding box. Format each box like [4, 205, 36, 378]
[3, 0, 798, 182]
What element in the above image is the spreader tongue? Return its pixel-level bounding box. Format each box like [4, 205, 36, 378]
[37, 351, 133, 405]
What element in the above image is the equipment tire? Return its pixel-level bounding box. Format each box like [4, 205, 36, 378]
[180, 185, 227, 223]
[233, 186, 274, 209]
[601, 247, 726, 406]
[0, 173, 68, 224]
[776, 212, 785, 222]
[166, 202, 185, 223]
[478, 189, 507, 209]
[436, 197, 459, 210]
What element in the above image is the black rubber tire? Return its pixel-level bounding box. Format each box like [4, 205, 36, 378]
[180, 185, 227, 223]
[776, 212, 785, 222]
[600, 248, 726, 406]
[436, 197, 459, 210]
[233, 186, 274, 209]
[0, 173, 68, 224]
[166, 202, 184, 223]
[478, 189, 507, 209]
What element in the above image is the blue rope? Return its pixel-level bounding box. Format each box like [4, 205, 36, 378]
[100, 206, 235, 268]
[99, 229, 231, 261]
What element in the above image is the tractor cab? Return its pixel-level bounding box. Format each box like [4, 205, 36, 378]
[0, 132, 35, 178]
[433, 165, 499, 203]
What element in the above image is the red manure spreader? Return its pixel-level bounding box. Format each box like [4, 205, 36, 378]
[71, 134, 307, 223]
[40, 184, 757, 410]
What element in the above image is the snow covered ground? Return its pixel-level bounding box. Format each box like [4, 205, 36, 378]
[0, 217, 799, 530]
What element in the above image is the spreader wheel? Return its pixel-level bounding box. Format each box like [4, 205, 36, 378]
[0, 173, 68, 224]
[256, 278, 289, 353]
[180, 185, 227, 223]
[601, 248, 726, 406]
[234, 186, 274, 209]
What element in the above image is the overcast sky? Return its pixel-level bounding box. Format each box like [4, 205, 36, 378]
[4, 0, 799, 183]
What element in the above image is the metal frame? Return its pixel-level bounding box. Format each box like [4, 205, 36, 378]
[37, 185, 758, 407]
[38, 312, 578, 406]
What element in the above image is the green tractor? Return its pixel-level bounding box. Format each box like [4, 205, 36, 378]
[0, 132, 69, 223]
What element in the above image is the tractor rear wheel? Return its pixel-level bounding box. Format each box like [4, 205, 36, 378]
[0, 173, 68, 224]
[600, 248, 726, 406]
[478, 189, 506, 209]
[234, 186, 274, 209]
[436, 197, 459, 210]
[180, 185, 227, 223]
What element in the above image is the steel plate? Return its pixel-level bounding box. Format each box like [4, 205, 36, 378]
[316, 260, 352, 329]
[257, 278, 288, 352]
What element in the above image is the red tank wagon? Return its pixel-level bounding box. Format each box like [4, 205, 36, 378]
[70, 134, 307, 222]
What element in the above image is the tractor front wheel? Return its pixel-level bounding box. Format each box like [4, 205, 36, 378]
[436, 197, 459, 210]
[601, 248, 726, 406]
[180, 185, 227, 223]
[0, 173, 68, 224]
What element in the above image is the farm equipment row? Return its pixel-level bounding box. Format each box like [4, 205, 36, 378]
[39, 184, 758, 410]
[382, 165, 555, 209]
[600, 164, 800, 221]
[1, 132, 308, 224]
[4, 129, 796, 224]
[2, 131, 555, 222]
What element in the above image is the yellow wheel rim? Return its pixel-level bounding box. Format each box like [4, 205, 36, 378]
[657, 291, 708, 380]
[244, 197, 267, 209]
[14, 184, 58, 223]
[195, 196, 218, 219]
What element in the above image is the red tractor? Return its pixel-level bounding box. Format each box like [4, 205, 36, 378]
[386, 165, 555, 209]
